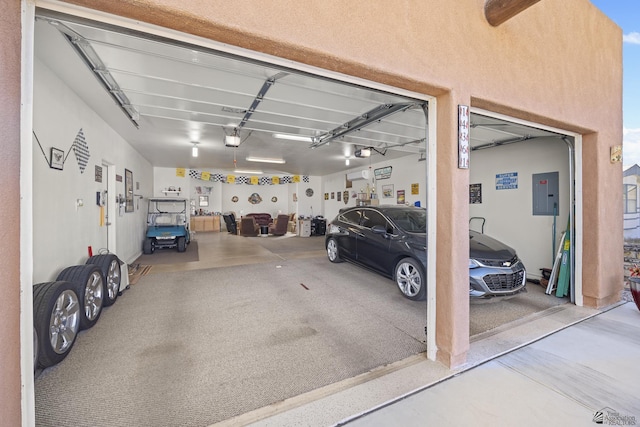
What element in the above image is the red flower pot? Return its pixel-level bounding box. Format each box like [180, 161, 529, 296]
[630, 277, 640, 311]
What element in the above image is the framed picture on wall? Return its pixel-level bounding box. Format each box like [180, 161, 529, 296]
[199, 195, 209, 207]
[49, 147, 64, 170]
[125, 169, 134, 212]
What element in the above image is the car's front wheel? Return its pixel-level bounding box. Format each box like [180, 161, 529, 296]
[395, 258, 426, 300]
[326, 238, 342, 263]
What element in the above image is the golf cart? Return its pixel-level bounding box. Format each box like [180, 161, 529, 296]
[143, 197, 191, 254]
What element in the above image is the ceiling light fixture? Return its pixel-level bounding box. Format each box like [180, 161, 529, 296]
[234, 169, 263, 175]
[192, 142, 199, 157]
[245, 156, 286, 164]
[272, 133, 314, 142]
[345, 158, 350, 166]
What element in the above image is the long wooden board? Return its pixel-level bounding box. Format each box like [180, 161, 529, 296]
[555, 220, 571, 297]
[546, 231, 565, 295]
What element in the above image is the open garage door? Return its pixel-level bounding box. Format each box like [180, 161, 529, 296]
[31, 7, 439, 426]
[468, 111, 580, 335]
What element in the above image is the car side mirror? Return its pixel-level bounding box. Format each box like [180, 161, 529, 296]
[371, 225, 387, 235]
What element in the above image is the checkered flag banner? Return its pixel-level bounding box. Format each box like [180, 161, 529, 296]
[188, 169, 310, 185]
[72, 128, 90, 174]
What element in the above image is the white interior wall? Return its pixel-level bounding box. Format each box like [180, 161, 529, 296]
[153, 167, 321, 219]
[33, 58, 153, 282]
[321, 154, 427, 222]
[469, 137, 570, 280]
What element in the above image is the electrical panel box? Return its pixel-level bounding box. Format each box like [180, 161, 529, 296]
[532, 172, 559, 216]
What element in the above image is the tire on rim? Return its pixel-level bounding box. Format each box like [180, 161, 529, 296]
[177, 236, 186, 252]
[394, 258, 426, 301]
[33, 327, 38, 373]
[326, 238, 343, 263]
[33, 281, 80, 368]
[86, 254, 121, 307]
[143, 237, 155, 254]
[57, 265, 105, 330]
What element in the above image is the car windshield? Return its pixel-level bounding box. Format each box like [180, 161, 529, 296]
[386, 208, 426, 233]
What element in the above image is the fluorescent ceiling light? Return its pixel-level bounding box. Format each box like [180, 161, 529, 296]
[272, 133, 314, 142]
[192, 143, 198, 157]
[234, 169, 263, 175]
[246, 156, 286, 164]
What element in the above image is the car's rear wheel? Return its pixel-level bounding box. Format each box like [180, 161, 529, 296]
[326, 238, 342, 263]
[86, 254, 121, 306]
[56, 265, 105, 330]
[33, 281, 80, 368]
[395, 258, 426, 300]
[143, 237, 155, 254]
[177, 236, 186, 252]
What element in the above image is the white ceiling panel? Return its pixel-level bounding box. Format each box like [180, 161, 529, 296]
[34, 11, 563, 176]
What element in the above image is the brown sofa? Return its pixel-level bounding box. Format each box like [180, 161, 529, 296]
[245, 213, 272, 226]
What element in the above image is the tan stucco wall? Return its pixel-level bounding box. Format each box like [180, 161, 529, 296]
[0, 0, 622, 423]
[0, 0, 23, 425]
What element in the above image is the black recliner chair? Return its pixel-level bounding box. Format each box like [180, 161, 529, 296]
[223, 213, 238, 234]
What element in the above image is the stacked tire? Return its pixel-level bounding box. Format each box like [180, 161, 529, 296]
[33, 253, 122, 370]
[33, 281, 81, 368]
[86, 254, 121, 307]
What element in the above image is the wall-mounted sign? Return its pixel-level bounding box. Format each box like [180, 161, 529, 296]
[411, 183, 419, 195]
[374, 166, 392, 180]
[458, 105, 470, 169]
[470, 183, 482, 203]
[610, 145, 622, 163]
[116, 174, 122, 182]
[496, 172, 518, 190]
[95, 165, 102, 183]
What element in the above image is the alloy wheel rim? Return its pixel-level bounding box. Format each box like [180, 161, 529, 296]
[84, 272, 104, 320]
[397, 263, 421, 297]
[327, 240, 337, 260]
[49, 289, 80, 354]
[106, 260, 120, 300]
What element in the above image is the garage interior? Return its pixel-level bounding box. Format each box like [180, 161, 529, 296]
[31, 8, 587, 427]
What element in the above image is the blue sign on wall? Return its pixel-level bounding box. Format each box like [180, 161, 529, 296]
[495, 172, 518, 190]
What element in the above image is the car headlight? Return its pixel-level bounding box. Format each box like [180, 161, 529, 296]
[468, 259, 480, 268]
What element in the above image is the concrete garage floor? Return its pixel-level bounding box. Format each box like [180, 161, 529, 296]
[34, 231, 600, 426]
